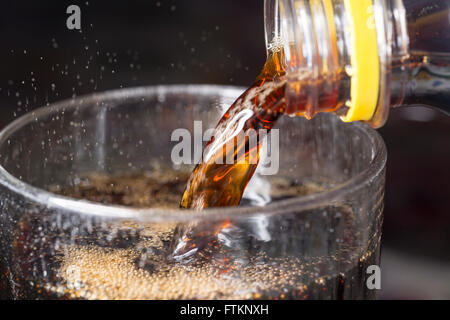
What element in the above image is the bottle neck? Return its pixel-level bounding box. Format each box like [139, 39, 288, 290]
[265, 0, 450, 127]
[265, 0, 353, 120]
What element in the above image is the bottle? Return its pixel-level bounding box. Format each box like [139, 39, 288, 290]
[264, 0, 450, 128]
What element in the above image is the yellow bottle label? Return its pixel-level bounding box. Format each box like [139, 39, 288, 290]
[341, 0, 380, 122]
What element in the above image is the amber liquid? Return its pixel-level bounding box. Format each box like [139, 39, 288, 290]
[180, 50, 287, 209]
[7, 172, 379, 300]
[174, 50, 341, 261]
[180, 48, 342, 210]
[175, 51, 288, 260]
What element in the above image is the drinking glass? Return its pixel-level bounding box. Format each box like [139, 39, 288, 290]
[0, 85, 386, 300]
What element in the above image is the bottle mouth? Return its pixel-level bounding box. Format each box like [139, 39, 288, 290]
[264, 0, 407, 128]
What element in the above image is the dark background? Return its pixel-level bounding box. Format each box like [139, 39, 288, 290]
[0, 0, 265, 125]
[0, 0, 449, 299]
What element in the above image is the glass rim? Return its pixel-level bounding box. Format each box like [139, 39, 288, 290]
[0, 84, 387, 222]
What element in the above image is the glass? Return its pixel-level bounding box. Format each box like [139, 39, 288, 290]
[0, 85, 386, 300]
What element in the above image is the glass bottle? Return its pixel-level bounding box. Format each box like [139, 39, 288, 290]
[264, 0, 450, 128]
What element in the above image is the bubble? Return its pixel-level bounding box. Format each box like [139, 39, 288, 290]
[52, 38, 59, 49]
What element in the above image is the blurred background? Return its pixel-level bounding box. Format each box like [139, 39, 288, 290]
[0, 0, 449, 299]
